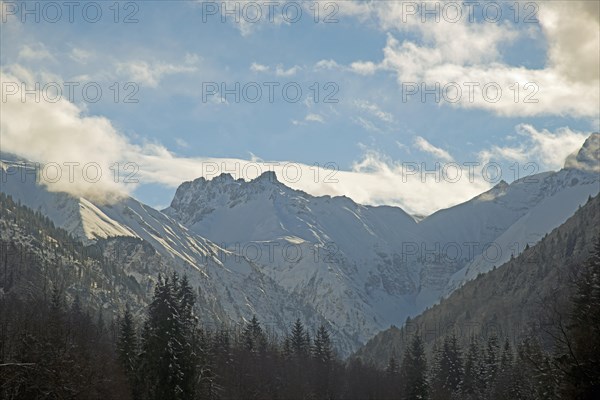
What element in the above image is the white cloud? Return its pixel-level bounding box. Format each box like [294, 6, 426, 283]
[338, 0, 599, 119]
[305, 113, 324, 123]
[413, 136, 454, 162]
[184, 53, 201, 65]
[205, 0, 288, 36]
[314, 59, 341, 70]
[69, 48, 94, 64]
[355, 100, 395, 123]
[275, 64, 301, 77]
[379, 34, 599, 118]
[250, 62, 270, 73]
[2, 69, 137, 202]
[336, 1, 374, 24]
[349, 61, 378, 75]
[175, 138, 190, 148]
[251, 63, 301, 76]
[346, 149, 490, 215]
[291, 112, 325, 125]
[116, 60, 197, 88]
[539, 1, 600, 84]
[18, 43, 54, 61]
[396, 141, 410, 153]
[352, 117, 381, 133]
[478, 125, 589, 170]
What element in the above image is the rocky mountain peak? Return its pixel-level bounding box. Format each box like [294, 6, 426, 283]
[564, 132, 600, 172]
[253, 170, 279, 183]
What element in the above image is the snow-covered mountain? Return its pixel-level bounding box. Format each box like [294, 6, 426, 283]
[439, 134, 599, 294]
[163, 171, 427, 344]
[0, 158, 359, 355]
[1, 133, 598, 354]
[354, 191, 600, 368]
[164, 133, 599, 333]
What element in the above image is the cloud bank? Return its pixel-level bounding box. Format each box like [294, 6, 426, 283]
[337, 0, 600, 118]
[0, 62, 592, 215]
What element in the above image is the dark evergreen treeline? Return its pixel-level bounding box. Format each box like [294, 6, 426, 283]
[1, 242, 599, 399]
[0, 286, 130, 398]
[117, 273, 383, 399]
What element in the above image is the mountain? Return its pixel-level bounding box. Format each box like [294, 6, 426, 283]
[353, 193, 600, 368]
[163, 171, 426, 344]
[163, 133, 599, 342]
[437, 169, 599, 295]
[1, 133, 598, 355]
[0, 159, 357, 354]
[439, 134, 600, 293]
[0, 191, 157, 319]
[564, 132, 600, 172]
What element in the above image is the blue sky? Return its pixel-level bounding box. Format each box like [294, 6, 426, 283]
[1, 1, 599, 214]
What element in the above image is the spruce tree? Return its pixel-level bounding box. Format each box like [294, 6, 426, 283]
[242, 315, 266, 354]
[290, 318, 309, 358]
[386, 355, 399, 376]
[117, 307, 138, 397]
[313, 325, 333, 365]
[431, 334, 462, 400]
[482, 334, 500, 396]
[174, 274, 198, 397]
[462, 335, 483, 399]
[313, 325, 334, 398]
[138, 275, 188, 400]
[492, 338, 518, 400]
[401, 333, 429, 400]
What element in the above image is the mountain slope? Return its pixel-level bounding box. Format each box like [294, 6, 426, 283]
[353, 194, 600, 368]
[0, 191, 157, 318]
[444, 166, 599, 294]
[0, 160, 359, 354]
[163, 171, 430, 342]
[162, 134, 599, 343]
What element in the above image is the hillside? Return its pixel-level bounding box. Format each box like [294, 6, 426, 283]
[354, 194, 600, 368]
[0, 192, 165, 319]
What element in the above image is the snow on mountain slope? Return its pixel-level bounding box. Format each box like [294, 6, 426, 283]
[418, 173, 554, 250]
[163, 171, 429, 342]
[163, 134, 600, 338]
[0, 159, 359, 355]
[418, 134, 599, 296]
[0, 160, 135, 241]
[163, 171, 419, 252]
[444, 140, 600, 294]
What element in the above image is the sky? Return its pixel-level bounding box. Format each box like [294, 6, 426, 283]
[1, 0, 599, 215]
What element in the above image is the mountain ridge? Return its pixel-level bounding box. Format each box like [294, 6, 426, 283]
[1, 133, 598, 355]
